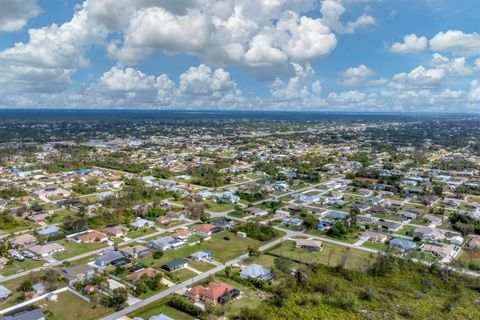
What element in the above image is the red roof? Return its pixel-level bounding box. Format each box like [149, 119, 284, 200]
[189, 281, 233, 301]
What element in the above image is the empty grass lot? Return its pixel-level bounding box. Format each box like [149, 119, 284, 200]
[128, 298, 193, 320]
[40, 291, 112, 320]
[267, 240, 375, 272]
[52, 239, 108, 260]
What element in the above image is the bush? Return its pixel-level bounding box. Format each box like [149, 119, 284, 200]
[168, 295, 204, 317]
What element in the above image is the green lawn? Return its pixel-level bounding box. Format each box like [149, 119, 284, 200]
[306, 229, 359, 244]
[395, 225, 416, 236]
[204, 200, 235, 213]
[47, 209, 74, 224]
[40, 291, 112, 320]
[128, 298, 193, 320]
[212, 275, 263, 318]
[188, 260, 215, 272]
[126, 227, 157, 239]
[0, 258, 44, 276]
[362, 241, 386, 251]
[267, 240, 375, 272]
[168, 268, 197, 282]
[52, 239, 108, 260]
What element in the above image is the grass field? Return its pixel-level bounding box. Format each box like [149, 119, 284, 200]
[267, 240, 375, 272]
[188, 260, 215, 272]
[395, 224, 416, 236]
[168, 268, 197, 282]
[128, 298, 193, 320]
[52, 239, 108, 260]
[126, 227, 157, 239]
[204, 200, 235, 213]
[361, 241, 386, 251]
[40, 291, 112, 320]
[0, 258, 44, 276]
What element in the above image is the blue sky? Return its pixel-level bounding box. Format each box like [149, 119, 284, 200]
[0, 0, 478, 111]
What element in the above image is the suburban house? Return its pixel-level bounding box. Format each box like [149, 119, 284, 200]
[377, 220, 402, 232]
[209, 217, 235, 229]
[423, 215, 443, 226]
[120, 245, 151, 259]
[240, 264, 273, 281]
[0, 285, 11, 303]
[172, 229, 191, 240]
[365, 197, 384, 206]
[0, 257, 9, 269]
[103, 225, 129, 238]
[351, 202, 370, 212]
[147, 236, 184, 251]
[57, 264, 96, 284]
[369, 206, 389, 215]
[466, 237, 480, 249]
[190, 250, 212, 261]
[189, 224, 219, 238]
[127, 267, 161, 283]
[74, 230, 108, 243]
[282, 217, 303, 226]
[244, 207, 269, 217]
[27, 212, 50, 223]
[95, 249, 130, 267]
[324, 210, 349, 221]
[162, 258, 188, 272]
[10, 234, 37, 248]
[130, 217, 155, 229]
[37, 225, 61, 237]
[2, 309, 45, 320]
[389, 238, 416, 251]
[396, 211, 418, 220]
[188, 281, 240, 305]
[421, 243, 456, 258]
[28, 243, 65, 257]
[414, 227, 445, 241]
[295, 239, 323, 251]
[362, 230, 388, 243]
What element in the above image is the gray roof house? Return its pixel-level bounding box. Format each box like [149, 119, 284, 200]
[0, 285, 11, 300]
[390, 238, 416, 251]
[147, 236, 178, 251]
[95, 249, 130, 267]
[240, 264, 273, 281]
[3, 309, 45, 320]
[162, 258, 188, 272]
[37, 225, 61, 237]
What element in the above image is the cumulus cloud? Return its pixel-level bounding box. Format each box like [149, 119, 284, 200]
[390, 34, 428, 54]
[392, 65, 445, 87]
[429, 30, 480, 56]
[0, 0, 41, 32]
[338, 64, 374, 86]
[431, 53, 472, 76]
[469, 80, 480, 103]
[320, 0, 375, 34]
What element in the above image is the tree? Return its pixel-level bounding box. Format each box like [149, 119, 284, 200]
[19, 278, 33, 292]
[184, 201, 205, 219]
[302, 215, 317, 230]
[200, 212, 210, 223]
[349, 207, 360, 227]
[274, 257, 293, 274]
[103, 288, 128, 308]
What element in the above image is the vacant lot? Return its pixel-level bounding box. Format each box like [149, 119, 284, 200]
[40, 291, 112, 320]
[267, 240, 375, 271]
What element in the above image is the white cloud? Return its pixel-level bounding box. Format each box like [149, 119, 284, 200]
[390, 34, 428, 54]
[431, 53, 472, 76]
[469, 80, 480, 103]
[320, 0, 375, 34]
[0, 0, 41, 31]
[392, 65, 446, 87]
[430, 30, 480, 56]
[338, 64, 373, 86]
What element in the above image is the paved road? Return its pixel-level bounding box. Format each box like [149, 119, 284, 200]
[101, 232, 292, 320]
[0, 221, 197, 284]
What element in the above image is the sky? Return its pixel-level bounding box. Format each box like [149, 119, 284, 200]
[0, 0, 478, 112]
